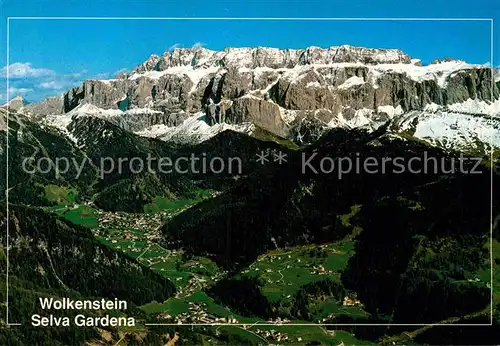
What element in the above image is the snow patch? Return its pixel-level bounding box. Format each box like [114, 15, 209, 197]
[413, 112, 500, 149]
[134, 124, 171, 138]
[306, 81, 322, 88]
[424, 103, 441, 112]
[96, 79, 117, 85]
[422, 99, 500, 116]
[136, 113, 255, 144]
[495, 68, 500, 82]
[327, 115, 343, 127]
[125, 107, 163, 115]
[279, 108, 298, 125]
[377, 105, 404, 118]
[337, 76, 365, 89]
[336, 108, 373, 128]
[239, 93, 261, 100]
[129, 65, 221, 93]
[446, 98, 500, 116]
[351, 109, 373, 127]
[373, 60, 481, 88]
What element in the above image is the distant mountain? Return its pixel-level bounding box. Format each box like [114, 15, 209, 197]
[20, 94, 64, 117]
[19, 45, 498, 153]
[2, 95, 30, 111]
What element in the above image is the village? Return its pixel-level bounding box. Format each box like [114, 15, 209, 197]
[89, 206, 228, 303]
[62, 201, 368, 345]
[154, 303, 299, 344]
[155, 301, 239, 325]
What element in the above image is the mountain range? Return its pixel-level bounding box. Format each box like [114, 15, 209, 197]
[9, 45, 499, 153]
[1, 45, 500, 345]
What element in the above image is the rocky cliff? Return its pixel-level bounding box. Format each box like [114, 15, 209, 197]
[22, 45, 499, 151]
[62, 46, 495, 125]
[2, 95, 29, 111]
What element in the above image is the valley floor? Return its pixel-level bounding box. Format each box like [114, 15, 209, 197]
[43, 193, 498, 346]
[46, 199, 375, 345]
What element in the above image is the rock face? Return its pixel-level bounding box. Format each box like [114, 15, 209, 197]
[0, 109, 7, 131]
[21, 95, 63, 117]
[133, 45, 411, 72]
[63, 80, 132, 112]
[225, 97, 288, 138]
[2, 95, 29, 111]
[29, 45, 498, 140]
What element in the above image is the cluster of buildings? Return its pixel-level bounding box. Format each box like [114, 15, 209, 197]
[96, 209, 166, 236]
[254, 329, 290, 342]
[174, 275, 208, 298]
[343, 296, 362, 306]
[312, 264, 336, 276]
[318, 313, 338, 323]
[155, 302, 240, 325]
[266, 317, 291, 324]
[93, 210, 169, 253]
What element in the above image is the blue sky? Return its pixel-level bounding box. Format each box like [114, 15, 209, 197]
[0, 0, 498, 103]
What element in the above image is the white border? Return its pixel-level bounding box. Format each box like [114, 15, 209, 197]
[4, 17, 495, 328]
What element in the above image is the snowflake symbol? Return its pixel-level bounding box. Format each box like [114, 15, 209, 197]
[273, 151, 288, 164]
[255, 150, 270, 165]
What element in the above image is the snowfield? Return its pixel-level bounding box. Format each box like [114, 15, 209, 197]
[337, 76, 365, 89]
[136, 113, 255, 144]
[394, 100, 500, 151]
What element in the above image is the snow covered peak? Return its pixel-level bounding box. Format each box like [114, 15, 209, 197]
[66, 103, 120, 117]
[136, 112, 255, 144]
[49, 41, 497, 155]
[132, 45, 412, 73]
[125, 45, 492, 94]
[134, 54, 161, 73]
[66, 103, 163, 119]
[2, 95, 30, 110]
[430, 57, 462, 65]
[373, 60, 484, 88]
[394, 99, 500, 152]
[3, 95, 25, 104]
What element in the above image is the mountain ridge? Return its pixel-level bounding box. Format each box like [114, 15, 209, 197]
[10, 44, 495, 154]
[2, 44, 500, 345]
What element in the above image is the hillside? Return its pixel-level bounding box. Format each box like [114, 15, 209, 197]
[161, 126, 495, 324]
[2, 42, 500, 345]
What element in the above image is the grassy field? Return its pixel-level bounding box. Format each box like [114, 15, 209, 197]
[43, 184, 77, 205]
[241, 240, 355, 304]
[474, 239, 500, 303]
[246, 324, 372, 345]
[63, 205, 98, 228]
[143, 190, 213, 214]
[48, 204, 99, 229]
[44, 184, 100, 229]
